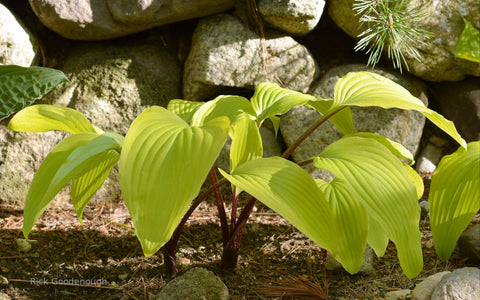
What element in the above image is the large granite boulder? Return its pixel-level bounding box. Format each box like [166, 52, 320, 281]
[430, 77, 480, 142]
[0, 3, 40, 66]
[183, 13, 319, 101]
[328, 0, 480, 81]
[258, 0, 325, 36]
[280, 64, 428, 179]
[0, 41, 182, 206]
[28, 0, 235, 40]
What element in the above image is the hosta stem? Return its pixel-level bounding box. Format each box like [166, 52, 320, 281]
[281, 106, 347, 159]
[209, 168, 229, 246]
[161, 174, 228, 276]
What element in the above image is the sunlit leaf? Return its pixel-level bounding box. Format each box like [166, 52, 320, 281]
[307, 99, 354, 135]
[333, 72, 466, 148]
[229, 112, 263, 172]
[0, 65, 69, 121]
[71, 133, 124, 224]
[316, 178, 368, 274]
[430, 142, 480, 261]
[8, 104, 99, 134]
[191, 95, 254, 127]
[119, 107, 229, 256]
[219, 157, 338, 255]
[251, 82, 316, 132]
[23, 133, 98, 237]
[349, 132, 415, 164]
[455, 18, 480, 63]
[167, 99, 204, 122]
[313, 136, 423, 278]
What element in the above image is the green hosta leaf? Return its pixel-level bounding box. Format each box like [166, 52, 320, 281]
[219, 157, 338, 255]
[191, 95, 254, 127]
[349, 132, 415, 163]
[404, 164, 424, 200]
[251, 82, 316, 133]
[229, 112, 263, 173]
[455, 18, 480, 63]
[71, 133, 124, 224]
[316, 178, 368, 274]
[367, 217, 389, 257]
[8, 104, 99, 134]
[167, 99, 204, 122]
[313, 136, 422, 278]
[333, 72, 466, 148]
[23, 132, 97, 237]
[430, 141, 480, 261]
[119, 107, 229, 256]
[307, 99, 354, 135]
[0, 65, 69, 121]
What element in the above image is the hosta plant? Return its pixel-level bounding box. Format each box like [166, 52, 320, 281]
[9, 71, 478, 280]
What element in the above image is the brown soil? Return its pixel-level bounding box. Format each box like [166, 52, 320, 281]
[1, 176, 478, 300]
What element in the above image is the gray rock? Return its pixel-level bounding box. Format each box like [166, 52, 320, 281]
[416, 143, 442, 175]
[431, 267, 480, 300]
[0, 3, 40, 66]
[419, 201, 429, 220]
[0, 41, 181, 206]
[258, 0, 325, 36]
[430, 77, 480, 143]
[280, 65, 427, 179]
[458, 224, 480, 264]
[411, 271, 450, 300]
[157, 267, 229, 300]
[28, 0, 235, 40]
[328, 0, 480, 82]
[385, 289, 411, 300]
[183, 13, 318, 101]
[325, 244, 374, 274]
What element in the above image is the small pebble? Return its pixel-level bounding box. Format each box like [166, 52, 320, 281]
[15, 239, 32, 252]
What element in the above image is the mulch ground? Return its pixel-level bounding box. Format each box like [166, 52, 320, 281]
[0, 177, 477, 299]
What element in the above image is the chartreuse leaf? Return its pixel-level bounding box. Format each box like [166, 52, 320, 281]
[167, 99, 204, 123]
[250, 82, 317, 133]
[367, 217, 389, 257]
[219, 157, 338, 256]
[191, 95, 254, 126]
[119, 107, 229, 256]
[307, 99, 354, 135]
[23, 133, 97, 237]
[313, 136, 422, 279]
[71, 133, 124, 224]
[455, 18, 480, 63]
[333, 72, 466, 148]
[316, 178, 368, 274]
[0, 65, 69, 121]
[430, 142, 480, 261]
[229, 112, 263, 173]
[22, 132, 124, 236]
[8, 104, 100, 134]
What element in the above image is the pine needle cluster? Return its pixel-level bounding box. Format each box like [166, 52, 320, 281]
[353, 0, 433, 72]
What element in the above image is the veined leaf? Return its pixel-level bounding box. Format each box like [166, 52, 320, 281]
[251, 82, 317, 133]
[313, 136, 423, 278]
[167, 99, 204, 122]
[71, 133, 124, 224]
[119, 107, 229, 256]
[430, 142, 480, 261]
[333, 72, 466, 148]
[316, 178, 368, 274]
[367, 217, 389, 257]
[8, 104, 99, 134]
[455, 18, 480, 63]
[0, 65, 69, 121]
[349, 132, 415, 164]
[229, 112, 263, 173]
[307, 99, 354, 135]
[219, 157, 338, 255]
[191, 95, 254, 127]
[23, 132, 98, 237]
